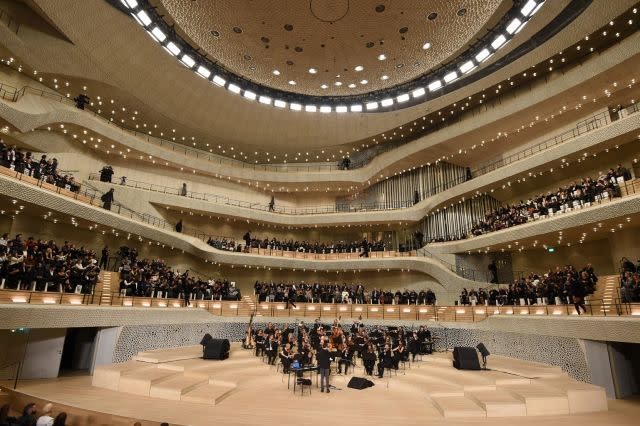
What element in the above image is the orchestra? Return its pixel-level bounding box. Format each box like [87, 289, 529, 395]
[252, 318, 437, 390]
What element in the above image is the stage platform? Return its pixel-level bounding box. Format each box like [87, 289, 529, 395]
[3, 343, 639, 426]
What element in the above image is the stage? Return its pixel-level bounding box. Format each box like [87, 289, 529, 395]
[3, 343, 640, 426]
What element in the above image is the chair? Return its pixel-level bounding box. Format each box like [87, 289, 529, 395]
[294, 376, 312, 396]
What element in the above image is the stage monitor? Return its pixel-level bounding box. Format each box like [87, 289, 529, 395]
[452, 346, 481, 370]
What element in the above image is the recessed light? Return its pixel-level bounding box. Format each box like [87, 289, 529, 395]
[288, 80, 296, 85]
[422, 42, 431, 50]
[334, 81, 342, 86]
[272, 70, 280, 75]
[354, 65, 364, 71]
[308, 68, 317, 74]
[378, 54, 386, 60]
[348, 83, 356, 88]
[320, 84, 328, 89]
[360, 79, 368, 84]
[381, 75, 389, 80]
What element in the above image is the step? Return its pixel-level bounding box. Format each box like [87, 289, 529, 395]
[540, 378, 608, 413]
[180, 381, 237, 405]
[149, 373, 209, 400]
[134, 345, 203, 363]
[466, 390, 527, 417]
[92, 361, 143, 390]
[118, 366, 178, 396]
[500, 383, 569, 416]
[431, 395, 486, 418]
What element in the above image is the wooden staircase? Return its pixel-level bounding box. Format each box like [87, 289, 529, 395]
[589, 274, 619, 315]
[98, 271, 119, 305]
[241, 295, 257, 316]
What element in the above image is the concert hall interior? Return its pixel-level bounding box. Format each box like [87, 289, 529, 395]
[1, 0, 640, 425]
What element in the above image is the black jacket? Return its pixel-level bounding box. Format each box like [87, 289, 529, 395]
[316, 348, 334, 369]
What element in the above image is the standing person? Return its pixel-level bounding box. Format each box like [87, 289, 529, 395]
[181, 183, 187, 196]
[488, 260, 498, 283]
[268, 194, 275, 212]
[99, 246, 109, 270]
[175, 219, 183, 233]
[285, 286, 297, 309]
[413, 190, 420, 205]
[572, 272, 588, 315]
[101, 188, 114, 210]
[316, 342, 334, 393]
[359, 239, 369, 258]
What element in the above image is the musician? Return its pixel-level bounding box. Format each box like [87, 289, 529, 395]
[254, 330, 266, 357]
[297, 340, 313, 366]
[316, 341, 335, 393]
[297, 321, 309, 347]
[417, 326, 433, 354]
[392, 340, 408, 369]
[265, 334, 278, 365]
[337, 341, 354, 374]
[408, 332, 421, 362]
[279, 343, 294, 373]
[264, 322, 276, 336]
[362, 344, 377, 376]
[377, 344, 395, 378]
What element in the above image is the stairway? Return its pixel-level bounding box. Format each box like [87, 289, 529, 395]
[589, 274, 619, 315]
[98, 271, 118, 305]
[241, 295, 257, 315]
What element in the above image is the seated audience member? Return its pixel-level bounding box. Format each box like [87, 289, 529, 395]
[51, 413, 66, 426]
[0, 404, 17, 426]
[17, 403, 37, 426]
[36, 404, 54, 426]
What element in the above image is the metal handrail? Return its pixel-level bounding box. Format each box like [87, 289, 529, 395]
[1, 76, 636, 177]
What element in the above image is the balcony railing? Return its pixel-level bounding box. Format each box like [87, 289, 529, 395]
[0, 289, 637, 321]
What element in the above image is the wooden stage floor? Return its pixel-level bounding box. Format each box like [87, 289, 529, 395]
[6, 344, 640, 426]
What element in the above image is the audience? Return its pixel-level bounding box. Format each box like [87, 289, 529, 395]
[35, 403, 53, 426]
[470, 171, 627, 237]
[0, 140, 79, 192]
[620, 257, 640, 303]
[254, 281, 436, 305]
[117, 246, 240, 301]
[0, 234, 100, 294]
[459, 264, 597, 311]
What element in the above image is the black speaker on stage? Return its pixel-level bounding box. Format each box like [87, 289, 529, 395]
[203, 338, 230, 360]
[347, 376, 375, 390]
[452, 346, 481, 370]
[200, 333, 213, 346]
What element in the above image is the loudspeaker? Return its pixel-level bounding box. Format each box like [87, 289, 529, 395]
[452, 346, 481, 370]
[347, 376, 375, 390]
[203, 338, 230, 360]
[200, 333, 213, 346]
[476, 343, 490, 358]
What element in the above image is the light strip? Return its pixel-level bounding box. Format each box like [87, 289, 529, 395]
[475, 48, 492, 62]
[459, 60, 476, 74]
[180, 54, 195, 68]
[290, 103, 302, 111]
[165, 41, 181, 56]
[305, 105, 317, 112]
[243, 90, 257, 100]
[412, 87, 426, 98]
[491, 34, 507, 50]
[380, 98, 393, 107]
[350, 104, 363, 112]
[228, 83, 241, 94]
[521, 0, 537, 17]
[428, 80, 442, 91]
[196, 66, 211, 79]
[335, 105, 348, 113]
[212, 75, 226, 86]
[397, 93, 410, 103]
[259, 96, 272, 105]
[365, 102, 378, 110]
[443, 71, 458, 83]
[274, 100, 287, 108]
[150, 27, 166, 42]
[136, 10, 152, 26]
[506, 18, 522, 34]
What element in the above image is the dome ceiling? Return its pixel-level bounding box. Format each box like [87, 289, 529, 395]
[157, 0, 506, 96]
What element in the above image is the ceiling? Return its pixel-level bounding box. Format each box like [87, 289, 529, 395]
[157, 0, 506, 96]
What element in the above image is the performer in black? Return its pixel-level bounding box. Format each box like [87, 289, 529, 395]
[316, 342, 335, 393]
[265, 335, 278, 365]
[362, 344, 377, 376]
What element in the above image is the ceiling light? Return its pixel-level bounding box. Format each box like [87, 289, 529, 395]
[460, 60, 475, 73]
[354, 65, 364, 71]
[351, 104, 363, 112]
[360, 79, 368, 85]
[334, 81, 342, 86]
[290, 103, 302, 111]
[180, 54, 195, 68]
[348, 83, 356, 88]
[381, 75, 389, 80]
[228, 83, 241, 94]
[381, 98, 393, 107]
[150, 27, 166, 42]
[305, 105, 317, 112]
[135, 10, 152, 26]
[243, 90, 256, 100]
[274, 100, 286, 108]
[308, 68, 317, 74]
[212, 75, 226, 86]
[335, 106, 348, 113]
[475, 48, 491, 62]
[506, 18, 523, 34]
[259, 96, 272, 105]
[164, 41, 181, 56]
[378, 54, 387, 60]
[196, 65, 211, 78]
[491, 34, 507, 49]
[288, 80, 296, 85]
[366, 101, 379, 110]
[319, 106, 331, 113]
[397, 93, 410, 103]
[122, 0, 138, 8]
[428, 80, 442, 91]
[272, 70, 280, 75]
[320, 84, 328, 89]
[443, 71, 458, 83]
[521, 0, 537, 16]
[422, 42, 432, 50]
[412, 87, 426, 98]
